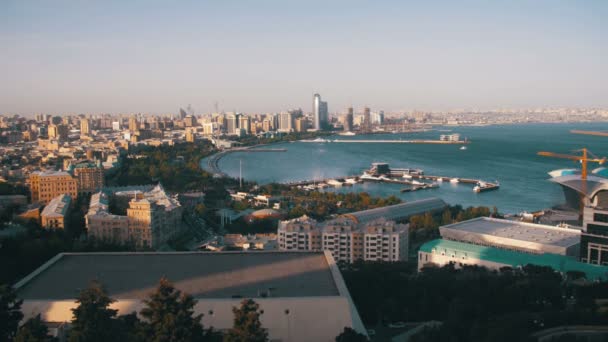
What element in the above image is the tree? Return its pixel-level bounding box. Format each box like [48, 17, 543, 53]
[335, 327, 368, 342]
[140, 277, 204, 342]
[224, 299, 268, 342]
[15, 314, 54, 342]
[69, 281, 118, 342]
[0, 283, 24, 341]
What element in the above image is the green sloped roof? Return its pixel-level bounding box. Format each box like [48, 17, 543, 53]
[420, 239, 608, 281]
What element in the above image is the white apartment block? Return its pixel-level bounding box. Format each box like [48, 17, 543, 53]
[278, 215, 408, 263]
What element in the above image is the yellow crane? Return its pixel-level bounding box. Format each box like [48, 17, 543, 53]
[538, 148, 606, 216]
[537, 148, 606, 180]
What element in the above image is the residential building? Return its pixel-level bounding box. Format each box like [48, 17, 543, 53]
[278, 215, 408, 263]
[69, 161, 105, 194]
[40, 194, 71, 229]
[29, 171, 78, 204]
[85, 185, 183, 249]
[80, 119, 90, 135]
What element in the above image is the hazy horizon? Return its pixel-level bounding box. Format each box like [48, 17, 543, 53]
[2, 0, 607, 115]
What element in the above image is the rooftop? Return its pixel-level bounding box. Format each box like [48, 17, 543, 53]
[347, 197, 447, 223]
[550, 174, 608, 199]
[16, 252, 339, 300]
[41, 194, 71, 218]
[440, 217, 580, 248]
[420, 239, 608, 281]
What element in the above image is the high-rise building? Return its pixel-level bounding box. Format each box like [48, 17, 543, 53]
[80, 119, 90, 135]
[226, 113, 239, 135]
[363, 107, 371, 131]
[239, 115, 251, 134]
[48, 124, 68, 140]
[278, 112, 294, 132]
[295, 117, 308, 132]
[128, 117, 139, 131]
[344, 107, 354, 132]
[313, 93, 328, 130]
[71, 161, 105, 194]
[179, 108, 188, 119]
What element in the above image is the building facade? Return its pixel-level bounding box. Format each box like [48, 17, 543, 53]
[85, 185, 183, 249]
[278, 215, 407, 263]
[29, 171, 78, 204]
[41, 194, 71, 229]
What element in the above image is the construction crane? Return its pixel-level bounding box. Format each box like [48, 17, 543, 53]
[570, 130, 608, 137]
[538, 148, 606, 217]
[537, 148, 606, 180]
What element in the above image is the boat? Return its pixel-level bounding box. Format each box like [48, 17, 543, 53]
[450, 178, 460, 184]
[473, 181, 500, 193]
[344, 178, 358, 185]
[460, 146, 467, 150]
[339, 131, 356, 136]
[327, 179, 343, 187]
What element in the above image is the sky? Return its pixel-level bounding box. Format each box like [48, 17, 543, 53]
[1, 0, 607, 115]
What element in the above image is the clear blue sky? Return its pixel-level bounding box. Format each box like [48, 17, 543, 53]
[1, 0, 607, 114]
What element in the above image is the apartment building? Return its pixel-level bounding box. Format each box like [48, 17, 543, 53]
[29, 171, 78, 204]
[40, 194, 71, 229]
[86, 185, 183, 249]
[278, 215, 408, 263]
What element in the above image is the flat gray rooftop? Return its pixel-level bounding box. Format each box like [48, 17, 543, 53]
[17, 252, 339, 300]
[441, 217, 580, 247]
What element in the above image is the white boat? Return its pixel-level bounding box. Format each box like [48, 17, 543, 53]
[412, 180, 424, 185]
[402, 174, 413, 179]
[436, 178, 443, 182]
[339, 131, 356, 136]
[450, 178, 460, 183]
[345, 178, 358, 184]
[327, 179, 343, 187]
[460, 146, 467, 150]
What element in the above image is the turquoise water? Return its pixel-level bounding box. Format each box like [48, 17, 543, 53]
[208, 123, 608, 214]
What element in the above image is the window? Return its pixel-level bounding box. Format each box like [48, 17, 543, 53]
[594, 213, 608, 223]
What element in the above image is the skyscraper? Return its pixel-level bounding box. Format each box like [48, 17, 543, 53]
[313, 93, 328, 130]
[344, 107, 354, 132]
[363, 107, 371, 131]
[80, 119, 90, 135]
[279, 112, 294, 132]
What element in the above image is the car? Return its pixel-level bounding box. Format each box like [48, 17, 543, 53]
[366, 329, 376, 337]
[388, 322, 406, 329]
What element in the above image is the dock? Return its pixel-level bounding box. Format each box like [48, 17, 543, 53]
[205, 147, 287, 177]
[331, 139, 469, 144]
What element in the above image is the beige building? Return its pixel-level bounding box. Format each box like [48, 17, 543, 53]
[86, 185, 183, 249]
[70, 161, 104, 193]
[41, 194, 71, 229]
[278, 215, 408, 263]
[29, 171, 78, 204]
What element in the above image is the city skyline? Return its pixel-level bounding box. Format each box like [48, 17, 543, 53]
[2, 1, 607, 114]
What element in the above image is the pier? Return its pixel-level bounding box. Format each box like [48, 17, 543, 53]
[285, 163, 499, 194]
[331, 139, 469, 144]
[205, 147, 287, 177]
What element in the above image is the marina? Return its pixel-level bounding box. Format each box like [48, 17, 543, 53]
[284, 162, 499, 194]
[206, 123, 608, 213]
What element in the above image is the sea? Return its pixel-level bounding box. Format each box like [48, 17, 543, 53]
[204, 123, 608, 214]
